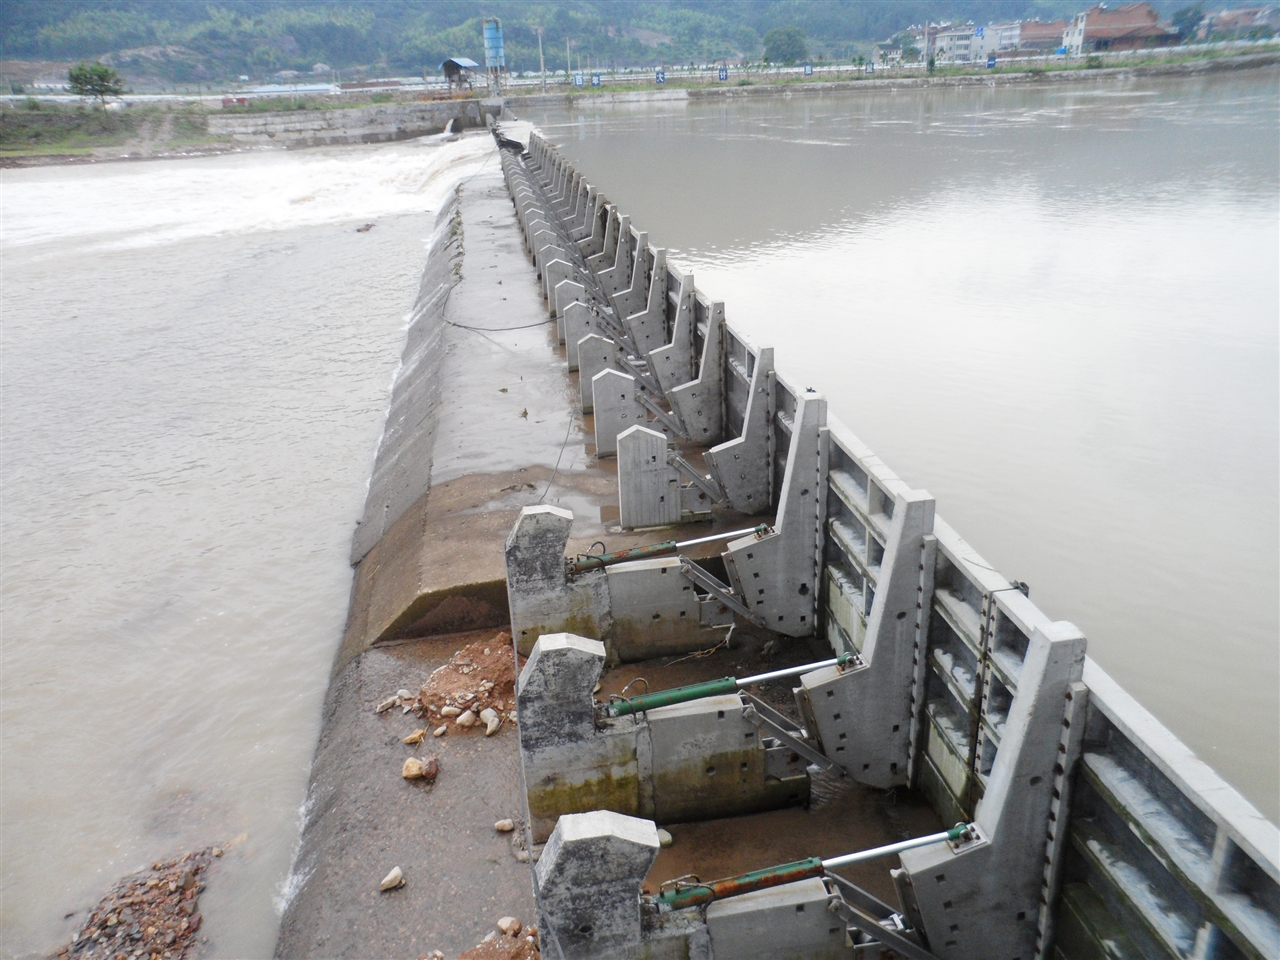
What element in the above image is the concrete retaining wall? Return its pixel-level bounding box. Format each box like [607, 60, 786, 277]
[207, 99, 497, 147]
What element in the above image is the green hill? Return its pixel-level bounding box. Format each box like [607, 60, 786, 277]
[2, 0, 1202, 84]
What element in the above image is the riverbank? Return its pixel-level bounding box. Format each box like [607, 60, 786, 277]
[4, 49, 1275, 168]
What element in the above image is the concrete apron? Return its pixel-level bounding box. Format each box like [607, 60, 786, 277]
[279, 172, 764, 957]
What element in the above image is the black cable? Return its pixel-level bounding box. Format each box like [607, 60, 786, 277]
[537, 409, 578, 505]
[445, 317, 555, 332]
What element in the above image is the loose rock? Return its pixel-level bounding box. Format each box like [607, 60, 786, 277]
[379, 866, 405, 891]
[403, 729, 426, 745]
[433, 725, 448, 737]
[456, 709, 477, 728]
[441, 706, 462, 718]
[375, 697, 399, 714]
[497, 916, 522, 937]
[657, 828, 674, 848]
[57, 845, 220, 960]
[480, 707, 501, 736]
[494, 819, 516, 833]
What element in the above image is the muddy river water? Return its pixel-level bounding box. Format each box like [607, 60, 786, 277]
[2, 70, 1276, 958]
[528, 70, 1279, 815]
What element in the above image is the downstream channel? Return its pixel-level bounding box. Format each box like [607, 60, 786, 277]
[1, 135, 495, 958]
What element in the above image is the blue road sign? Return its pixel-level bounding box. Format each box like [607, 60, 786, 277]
[865, 62, 875, 74]
[655, 69, 666, 83]
[804, 63, 813, 76]
[987, 54, 997, 68]
[718, 66, 728, 81]
[591, 73, 601, 86]
[573, 72, 584, 86]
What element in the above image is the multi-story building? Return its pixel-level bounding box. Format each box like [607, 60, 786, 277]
[934, 24, 976, 62]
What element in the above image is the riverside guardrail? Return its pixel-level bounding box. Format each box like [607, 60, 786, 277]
[497, 120, 1279, 960]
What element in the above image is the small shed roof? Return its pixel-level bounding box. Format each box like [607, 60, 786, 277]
[441, 57, 480, 71]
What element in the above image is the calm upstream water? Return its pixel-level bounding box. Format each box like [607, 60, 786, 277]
[1, 135, 495, 958]
[529, 70, 1280, 821]
[2, 72, 1276, 960]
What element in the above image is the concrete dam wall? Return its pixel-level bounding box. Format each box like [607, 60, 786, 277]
[278, 110, 1277, 959]
[490, 125, 1279, 959]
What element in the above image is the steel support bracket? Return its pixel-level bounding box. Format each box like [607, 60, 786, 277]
[741, 695, 833, 771]
[824, 872, 940, 960]
[678, 556, 764, 627]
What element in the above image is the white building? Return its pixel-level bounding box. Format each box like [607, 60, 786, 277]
[970, 22, 1022, 61]
[934, 24, 976, 61]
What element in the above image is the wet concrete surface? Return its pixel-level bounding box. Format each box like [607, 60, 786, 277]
[274, 630, 534, 959]
[339, 173, 765, 671]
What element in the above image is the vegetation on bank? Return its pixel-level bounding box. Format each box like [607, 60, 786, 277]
[0, 101, 214, 156]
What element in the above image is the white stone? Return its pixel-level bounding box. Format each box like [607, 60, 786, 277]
[379, 866, 404, 891]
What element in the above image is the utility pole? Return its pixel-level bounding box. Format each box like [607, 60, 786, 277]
[537, 27, 546, 92]
[566, 38, 571, 78]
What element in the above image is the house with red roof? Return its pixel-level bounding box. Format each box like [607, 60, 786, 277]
[1065, 3, 1180, 54]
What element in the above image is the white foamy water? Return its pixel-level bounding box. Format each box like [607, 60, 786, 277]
[1, 134, 495, 958]
[2, 132, 495, 251]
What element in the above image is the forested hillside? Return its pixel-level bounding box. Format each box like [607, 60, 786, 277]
[2, 0, 1198, 82]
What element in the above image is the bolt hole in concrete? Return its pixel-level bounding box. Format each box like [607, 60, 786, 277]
[529, 69, 1279, 821]
[1, 134, 497, 957]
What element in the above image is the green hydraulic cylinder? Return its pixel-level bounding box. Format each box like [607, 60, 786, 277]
[604, 654, 856, 718]
[656, 857, 825, 911]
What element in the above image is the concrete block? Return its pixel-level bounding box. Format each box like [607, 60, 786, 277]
[606, 557, 712, 660]
[588, 207, 621, 270]
[518, 635, 641, 841]
[618, 426, 681, 529]
[535, 811, 660, 960]
[593, 368, 645, 458]
[704, 347, 774, 514]
[564, 302, 601, 372]
[543, 259, 573, 313]
[553, 278, 585, 343]
[613, 237, 655, 322]
[647, 695, 808, 824]
[722, 393, 827, 636]
[578, 334, 622, 414]
[504, 506, 610, 655]
[705, 877, 847, 960]
[667, 298, 725, 444]
[599, 222, 636, 297]
[625, 251, 669, 359]
[649, 268, 696, 395]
